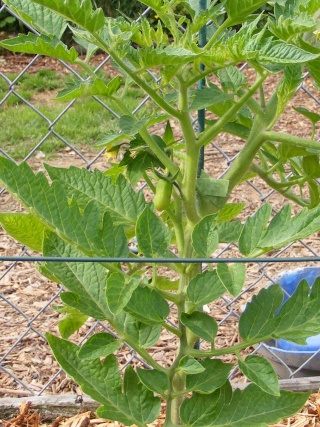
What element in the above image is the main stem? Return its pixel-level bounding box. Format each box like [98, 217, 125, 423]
[165, 94, 202, 424]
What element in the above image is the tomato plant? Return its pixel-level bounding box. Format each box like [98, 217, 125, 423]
[1, 1, 320, 426]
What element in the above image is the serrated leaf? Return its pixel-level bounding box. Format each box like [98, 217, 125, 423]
[136, 207, 171, 257]
[239, 279, 320, 344]
[276, 65, 303, 116]
[178, 356, 206, 375]
[188, 85, 232, 111]
[29, 0, 105, 32]
[103, 164, 127, 183]
[127, 150, 162, 186]
[0, 212, 46, 252]
[217, 203, 246, 223]
[123, 314, 162, 348]
[120, 366, 160, 424]
[119, 115, 148, 136]
[255, 204, 320, 256]
[239, 284, 283, 343]
[0, 159, 129, 259]
[180, 383, 309, 427]
[302, 155, 320, 179]
[186, 359, 233, 394]
[217, 121, 251, 139]
[269, 14, 316, 42]
[307, 57, 320, 88]
[139, 45, 198, 68]
[45, 164, 146, 225]
[187, 0, 204, 12]
[217, 263, 246, 296]
[293, 106, 320, 124]
[124, 286, 170, 324]
[239, 203, 272, 256]
[197, 171, 229, 209]
[56, 77, 121, 101]
[78, 332, 121, 360]
[238, 355, 280, 396]
[57, 305, 88, 339]
[180, 382, 232, 426]
[187, 270, 225, 306]
[97, 131, 129, 147]
[72, 34, 99, 61]
[181, 311, 217, 343]
[278, 143, 318, 159]
[61, 291, 109, 324]
[46, 334, 150, 426]
[258, 39, 320, 64]
[40, 232, 112, 320]
[192, 214, 218, 257]
[217, 66, 247, 93]
[136, 368, 170, 394]
[226, 0, 268, 24]
[2, 0, 67, 38]
[0, 33, 78, 62]
[217, 220, 243, 243]
[106, 273, 139, 315]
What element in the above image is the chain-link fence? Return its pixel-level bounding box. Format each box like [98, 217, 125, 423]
[1, 1, 320, 402]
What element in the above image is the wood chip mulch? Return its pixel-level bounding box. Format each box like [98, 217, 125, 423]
[1, 395, 320, 427]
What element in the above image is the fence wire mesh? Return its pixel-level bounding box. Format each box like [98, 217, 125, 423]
[1, 1, 320, 401]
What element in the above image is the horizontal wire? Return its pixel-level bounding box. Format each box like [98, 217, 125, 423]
[1, 256, 320, 263]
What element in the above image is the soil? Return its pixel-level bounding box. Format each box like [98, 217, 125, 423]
[1, 53, 320, 426]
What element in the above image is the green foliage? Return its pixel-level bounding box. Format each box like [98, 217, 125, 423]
[2, 0, 320, 426]
[180, 383, 309, 427]
[2, 0, 67, 37]
[240, 279, 320, 344]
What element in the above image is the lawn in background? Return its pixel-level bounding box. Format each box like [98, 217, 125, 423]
[0, 69, 149, 159]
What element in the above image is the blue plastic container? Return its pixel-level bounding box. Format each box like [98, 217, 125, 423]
[274, 267, 320, 352]
[259, 267, 320, 378]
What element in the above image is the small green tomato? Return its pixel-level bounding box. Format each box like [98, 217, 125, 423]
[153, 179, 173, 211]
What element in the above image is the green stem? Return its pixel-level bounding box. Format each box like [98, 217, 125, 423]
[74, 59, 97, 78]
[142, 171, 156, 193]
[163, 322, 183, 337]
[113, 98, 180, 178]
[249, 163, 309, 207]
[223, 121, 266, 191]
[166, 206, 185, 254]
[185, 68, 215, 88]
[205, 17, 233, 50]
[157, 289, 181, 305]
[118, 330, 169, 373]
[187, 339, 261, 358]
[166, 227, 199, 425]
[259, 85, 266, 109]
[91, 34, 183, 120]
[238, 88, 264, 116]
[197, 72, 268, 149]
[263, 130, 320, 151]
[276, 177, 309, 187]
[178, 84, 201, 222]
[265, 158, 285, 175]
[139, 127, 181, 179]
[182, 144, 201, 223]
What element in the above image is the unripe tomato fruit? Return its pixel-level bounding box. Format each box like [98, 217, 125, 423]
[153, 179, 173, 211]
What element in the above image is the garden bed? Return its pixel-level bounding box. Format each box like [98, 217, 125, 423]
[1, 53, 320, 426]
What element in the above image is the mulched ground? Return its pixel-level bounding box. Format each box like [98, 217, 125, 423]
[1, 53, 320, 426]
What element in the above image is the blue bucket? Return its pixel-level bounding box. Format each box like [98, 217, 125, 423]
[258, 267, 320, 378]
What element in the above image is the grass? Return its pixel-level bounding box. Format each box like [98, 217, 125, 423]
[0, 69, 152, 159]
